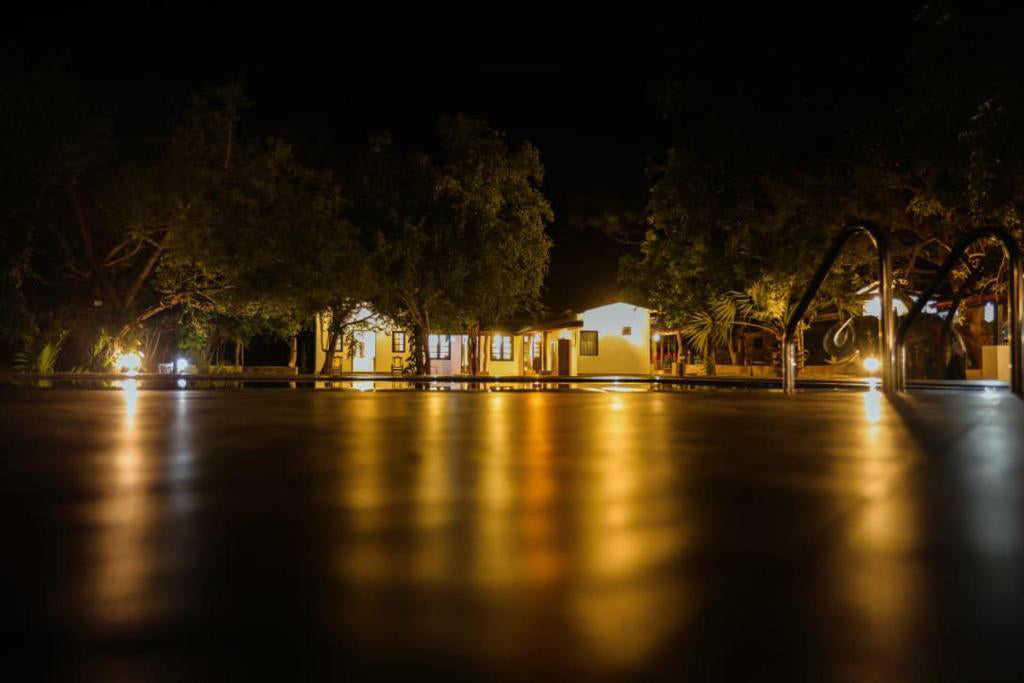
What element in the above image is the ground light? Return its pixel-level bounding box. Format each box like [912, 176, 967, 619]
[117, 352, 142, 375]
[863, 356, 881, 373]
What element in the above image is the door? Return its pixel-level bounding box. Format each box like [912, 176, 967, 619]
[557, 338, 571, 376]
[352, 331, 376, 372]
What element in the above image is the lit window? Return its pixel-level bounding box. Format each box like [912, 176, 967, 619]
[392, 331, 406, 352]
[428, 334, 451, 360]
[490, 335, 513, 361]
[335, 336, 343, 351]
[985, 301, 996, 323]
[622, 326, 632, 336]
[580, 330, 599, 356]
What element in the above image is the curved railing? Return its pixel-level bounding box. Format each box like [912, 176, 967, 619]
[783, 222, 895, 393]
[896, 227, 1023, 397]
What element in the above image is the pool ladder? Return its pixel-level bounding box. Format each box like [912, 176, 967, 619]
[782, 222, 1023, 398]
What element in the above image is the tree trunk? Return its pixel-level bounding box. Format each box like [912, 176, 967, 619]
[320, 330, 339, 375]
[796, 327, 805, 370]
[727, 333, 739, 365]
[467, 323, 480, 375]
[288, 336, 298, 368]
[411, 322, 430, 376]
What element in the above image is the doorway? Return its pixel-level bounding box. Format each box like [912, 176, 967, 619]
[352, 331, 376, 372]
[557, 338, 571, 376]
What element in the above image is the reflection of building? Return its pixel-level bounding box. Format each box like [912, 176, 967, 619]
[314, 302, 653, 376]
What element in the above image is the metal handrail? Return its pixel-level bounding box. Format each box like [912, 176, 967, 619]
[896, 227, 1023, 397]
[782, 222, 895, 393]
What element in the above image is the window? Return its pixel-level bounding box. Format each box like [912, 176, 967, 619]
[490, 335, 513, 361]
[428, 334, 451, 360]
[580, 330, 599, 356]
[622, 326, 632, 336]
[392, 331, 406, 352]
[335, 336, 343, 351]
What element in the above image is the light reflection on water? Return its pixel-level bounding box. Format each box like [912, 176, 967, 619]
[330, 391, 693, 673]
[832, 387, 922, 668]
[90, 378, 151, 626]
[60, 386, 1021, 676]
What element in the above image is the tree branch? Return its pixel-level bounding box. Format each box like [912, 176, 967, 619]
[68, 181, 121, 308]
[123, 230, 172, 308]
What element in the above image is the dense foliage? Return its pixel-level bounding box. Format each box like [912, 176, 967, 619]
[621, 4, 1024, 366]
[0, 62, 552, 372]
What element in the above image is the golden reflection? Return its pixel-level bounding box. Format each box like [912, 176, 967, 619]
[831, 392, 921, 664]
[91, 380, 153, 627]
[409, 393, 455, 584]
[119, 379, 138, 427]
[332, 391, 692, 671]
[862, 386, 882, 424]
[471, 391, 519, 585]
[569, 391, 690, 672]
[519, 392, 560, 584]
[343, 395, 385, 511]
[334, 395, 391, 583]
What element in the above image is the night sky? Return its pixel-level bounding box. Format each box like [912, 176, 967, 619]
[4, 6, 936, 312]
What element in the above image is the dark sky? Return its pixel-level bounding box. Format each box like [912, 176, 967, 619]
[4, 6, 932, 311]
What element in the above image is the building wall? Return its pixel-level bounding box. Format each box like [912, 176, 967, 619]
[481, 333, 520, 376]
[375, 329, 412, 373]
[982, 344, 1010, 380]
[314, 311, 413, 374]
[575, 303, 651, 376]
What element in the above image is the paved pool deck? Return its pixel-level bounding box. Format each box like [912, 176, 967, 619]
[2, 387, 1023, 680]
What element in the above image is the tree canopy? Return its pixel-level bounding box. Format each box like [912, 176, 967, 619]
[621, 3, 1024, 367]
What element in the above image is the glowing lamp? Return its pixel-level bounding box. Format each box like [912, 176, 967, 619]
[117, 352, 142, 376]
[863, 356, 881, 373]
[175, 357, 188, 373]
[984, 301, 996, 323]
[652, 333, 662, 342]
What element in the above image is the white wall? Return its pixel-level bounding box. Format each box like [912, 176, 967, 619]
[575, 303, 651, 375]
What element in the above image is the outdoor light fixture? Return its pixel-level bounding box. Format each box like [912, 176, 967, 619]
[863, 356, 881, 373]
[117, 352, 142, 376]
[652, 333, 662, 342]
[175, 357, 188, 373]
[985, 301, 996, 323]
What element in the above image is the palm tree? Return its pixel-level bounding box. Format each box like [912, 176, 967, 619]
[681, 276, 859, 369]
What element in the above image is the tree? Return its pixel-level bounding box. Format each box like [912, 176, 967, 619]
[622, 5, 1024, 372]
[0, 52, 112, 364]
[348, 117, 553, 375]
[432, 115, 553, 374]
